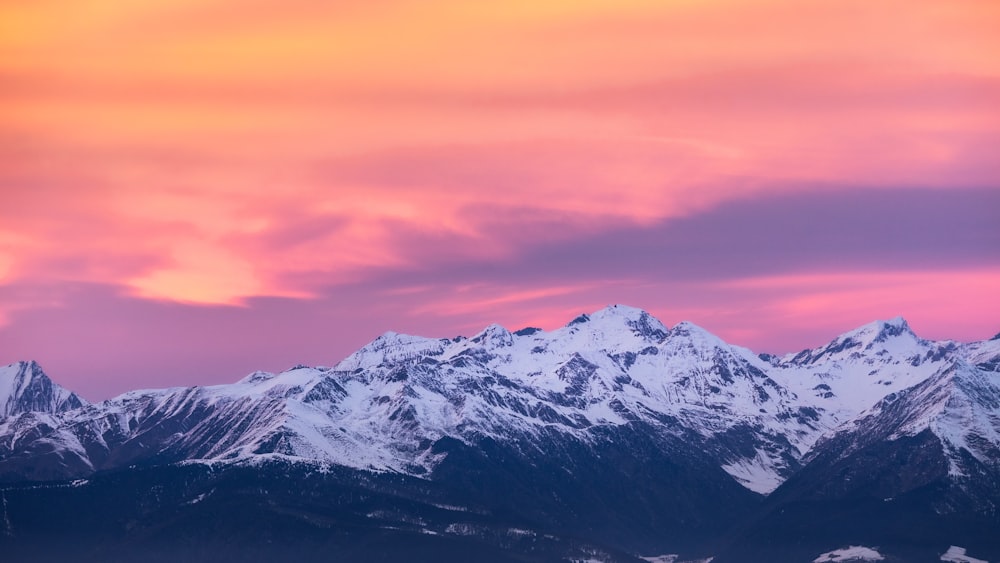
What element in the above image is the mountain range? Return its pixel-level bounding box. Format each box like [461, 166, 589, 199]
[1, 305, 998, 562]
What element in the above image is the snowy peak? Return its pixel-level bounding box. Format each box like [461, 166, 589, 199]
[552, 305, 670, 353]
[345, 306, 671, 373]
[0, 361, 87, 418]
[847, 316, 917, 345]
[784, 317, 921, 366]
[336, 331, 448, 372]
[470, 324, 513, 348]
[588, 304, 669, 341]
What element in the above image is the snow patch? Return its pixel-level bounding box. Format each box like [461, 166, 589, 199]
[813, 545, 884, 562]
[721, 455, 785, 494]
[429, 503, 470, 513]
[444, 523, 481, 536]
[940, 546, 988, 563]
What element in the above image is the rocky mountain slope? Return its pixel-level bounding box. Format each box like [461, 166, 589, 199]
[0, 361, 85, 418]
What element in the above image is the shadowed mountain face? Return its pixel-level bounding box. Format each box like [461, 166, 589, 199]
[1, 306, 998, 562]
[0, 361, 85, 419]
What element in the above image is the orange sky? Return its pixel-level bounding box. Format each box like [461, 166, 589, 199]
[1, 0, 998, 397]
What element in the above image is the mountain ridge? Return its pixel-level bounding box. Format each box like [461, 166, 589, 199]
[0, 305, 994, 495]
[1, 305, 998, 562]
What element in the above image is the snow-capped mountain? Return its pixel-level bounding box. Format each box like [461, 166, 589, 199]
[0, 361, 86, 418]
[0, 306, 998, 562]
[0, 306, 996, 494]
[820, 359, 1000, 477]
[713, 339, 1000, 563]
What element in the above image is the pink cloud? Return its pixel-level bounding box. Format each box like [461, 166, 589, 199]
[1, 0, 998, 396]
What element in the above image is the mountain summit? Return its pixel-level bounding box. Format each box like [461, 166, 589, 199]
[0, 361, 86, 418]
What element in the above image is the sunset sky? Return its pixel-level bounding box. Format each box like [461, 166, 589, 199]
[2, 0, 998, 399]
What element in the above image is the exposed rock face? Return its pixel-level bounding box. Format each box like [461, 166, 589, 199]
[0, 361, 85, 418]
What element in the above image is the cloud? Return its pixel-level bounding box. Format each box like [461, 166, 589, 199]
[335, 186, 1000, 288]
[1, 0, 998, 397]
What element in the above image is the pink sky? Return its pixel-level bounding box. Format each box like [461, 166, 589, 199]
[1, 0, 998, 399]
